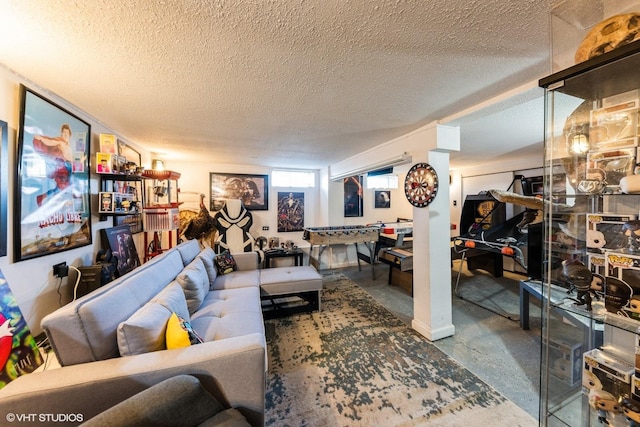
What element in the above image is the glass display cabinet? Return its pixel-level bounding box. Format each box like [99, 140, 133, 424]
[539, 40, 640, 426]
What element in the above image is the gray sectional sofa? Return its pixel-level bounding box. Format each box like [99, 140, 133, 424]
[0, 239, 270, 426]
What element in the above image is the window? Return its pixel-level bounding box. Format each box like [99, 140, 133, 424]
[366, 175, 398, 189]
[272, 170, 315, 187]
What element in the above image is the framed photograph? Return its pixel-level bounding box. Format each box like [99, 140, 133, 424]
[277, 191, 304, 232]
[14, 85, 92, 261]
[0, 121, 7, 257]
[374, 190, 391, 208]
[101, 225, 141, 277]
[209, 172, 269, 211]
[344, 175, 363, 217]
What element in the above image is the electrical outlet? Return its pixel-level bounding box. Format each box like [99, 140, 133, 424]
[53, 262, 68, 278]
[262, 226, 269, 231]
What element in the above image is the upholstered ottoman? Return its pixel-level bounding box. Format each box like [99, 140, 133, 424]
[259, 266, 323, 318]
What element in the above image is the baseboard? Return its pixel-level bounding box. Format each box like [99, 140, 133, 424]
[412, 318, 455, 341]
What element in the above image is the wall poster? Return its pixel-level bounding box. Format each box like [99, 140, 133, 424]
[344, 175, 363, 217]
[209, 172, 269, 211]
[0, 269, 43, 389]
[277, 192, 304, 232]
[15, 85, 92, 261]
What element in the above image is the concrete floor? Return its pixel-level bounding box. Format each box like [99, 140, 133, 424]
[339, 259, 542, 421]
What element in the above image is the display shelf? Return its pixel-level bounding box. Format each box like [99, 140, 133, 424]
[98, 173, 144, 233]
[539, 31, 640, 427]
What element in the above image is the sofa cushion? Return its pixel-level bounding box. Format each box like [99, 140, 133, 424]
[197, 247, 218, 285]
[214, 251, 237, 275]
[117, 283, 190, 356]
[190, 287, 264, 342]
[176, 257, 209, 314]
[211, 270, 260, 290]
[191, 312, 265, 343]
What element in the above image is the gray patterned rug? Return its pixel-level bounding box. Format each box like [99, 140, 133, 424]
[264, 271, 537, 427]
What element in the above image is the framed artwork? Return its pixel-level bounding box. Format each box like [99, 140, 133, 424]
[117, 140, 141, 172]
[344, 175, 363, 217]
[101, 225, 141, 277]
[209, 172, 269, 211]
[277, 191, 304, 232]
[0, 121, 7, 257]
[374, 190, 391, 208]
[14, 85, 92, 261]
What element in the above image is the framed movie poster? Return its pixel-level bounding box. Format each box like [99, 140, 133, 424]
[0, 121, 7, 257]
[277, 191, 304, 232]
[210, 172, 269, 211]
[101, 225, 141, 277]
[14, 85, 92, 261]
[344, 175, 363, 217]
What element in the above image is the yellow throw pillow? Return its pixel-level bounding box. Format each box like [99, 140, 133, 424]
[166, 312, 191, 349]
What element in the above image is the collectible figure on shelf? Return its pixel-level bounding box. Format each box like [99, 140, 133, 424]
[584, 370, 623, 426]
[622, 220, 640, 253]
[561, 259, 595, 311]
[622, 398, 640, 427]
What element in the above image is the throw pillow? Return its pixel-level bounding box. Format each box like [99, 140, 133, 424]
[166, 312, 204, 349]
[198, 247, 218, 284]
[176, 257, 209, 314]
[214, 251, 237, 275]
[116, 283, 191, 356]
[117, 303, 172, 356]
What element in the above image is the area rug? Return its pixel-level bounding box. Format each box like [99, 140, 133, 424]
[264, 271, 537, 427]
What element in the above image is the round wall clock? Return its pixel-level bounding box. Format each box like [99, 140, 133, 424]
[404, 162, 439, 207]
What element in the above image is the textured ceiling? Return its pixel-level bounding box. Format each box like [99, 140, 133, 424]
[0, 0, 552, 169]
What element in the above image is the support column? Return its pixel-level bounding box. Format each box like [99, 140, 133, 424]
[407, 124, 459, 341]
[411, 150, 455, 340]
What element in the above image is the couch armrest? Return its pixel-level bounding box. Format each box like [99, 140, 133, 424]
[0, 334, 266, 427]
[232, 252, 259, 271]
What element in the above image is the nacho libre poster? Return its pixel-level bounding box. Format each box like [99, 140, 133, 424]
[16, 86, 92, 261]
[0, 269, 43, 388]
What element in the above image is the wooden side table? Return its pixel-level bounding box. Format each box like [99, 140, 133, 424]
[264, 249, 304, 268]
